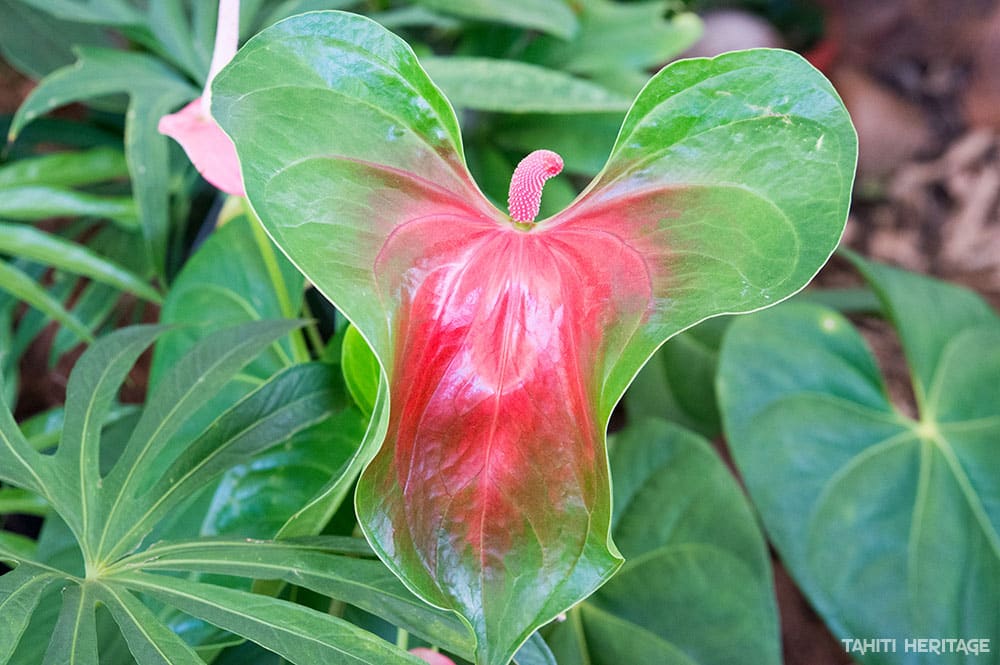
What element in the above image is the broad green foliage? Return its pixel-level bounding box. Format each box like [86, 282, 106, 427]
[0, 146, 155, 405]
[419, 57, 632, 113]
[213, 10, 855, 664]
[149, 211, 366, 649]
[413, 0, 578, 38]
[9, 48, 197, 276]
[0, 321, 429, 664]
[547, 418, 780, 665]
[626, 317, 730, 438]
[719, 254, 1000, 664]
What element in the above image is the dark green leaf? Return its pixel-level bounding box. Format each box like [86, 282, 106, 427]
[0, 223, 159, 301]
[95, 319, 304, 560]
[522, 1, 701, 78]
[97, 582, 204, 665]
[718, 259, 1000, 663]
[0, 260, 93, 344]
[57, 325, 164, 557]
[0, 186, 136, 228]
[547, 418, 779, 665]
[0, 487, 48, 516]
[9, 47, 198, 276]
[42, 583, 98, 665]
[342, 324, 379, 418]
[413, 0, 577, 38]
[0, 0, 114, 79]
[0, 147, 127, 189]
[0, 565, 62, 663]
[625, 317, 729, 438]
[110, 363, 341, 557]
[115, 571, 426, 665]
[17, 0, 144, 25]
[112, 538, 475, 657]
[421, 57, 631, 113]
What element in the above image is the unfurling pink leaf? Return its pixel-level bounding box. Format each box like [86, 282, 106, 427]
[212, 11, 857, 665]
[410, 648, 457, 665]
[158, 98, 244, 196]
[159, 0, 243, 196]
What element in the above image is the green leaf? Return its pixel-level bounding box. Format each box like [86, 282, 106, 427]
[0, 487, 48, 516]
[0, 186, 137, 228]
[147, 212, 361, 648]
[148, 0, 211, 82]
[0, 565, 62, 662]
[625, 317, 729, 438]
[0, 355, 64, 498]
[342, 324, 379, 418]
[718, 258, 1000, 663]
[214, 13, 855, 665]
[114, 571, 426, 665]
[413, 0, 577, 38]
[420, 57, 631, 113]
[42, 582, 98, 665]
[522, 1, 701, 78]
[0, 147, 128, 189]
[97, 582, 204, 665]
[151, 212, 305, 387]
[55, 325, 164, 560]
[112, 538, 475, 657]
[845, 250, 1000, 407]
[547, 418, 780, 665]
[17, 0, 144, 25]
[0, 260, 93, 344]
[9, 46, 198, 276]
[493, 113, 623, 176]
[94, 319, 305, 560]
[0, 531, 38, 562]
[0, 0, 113, 79]
[50, 282, 120, 365]
[109, 362, 341, 558]
[0, 223, 160, 302]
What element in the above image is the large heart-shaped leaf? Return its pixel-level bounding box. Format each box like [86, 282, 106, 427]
[213, 11, 856, 664]
[718, 255, 1000, 663]
[546, 417, 780, 664]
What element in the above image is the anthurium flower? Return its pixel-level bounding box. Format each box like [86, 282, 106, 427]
[159, 0, 244, 196]
[212, 11, 857, 665]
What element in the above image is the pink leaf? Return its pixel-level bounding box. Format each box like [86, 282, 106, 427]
[409, 648, 457, 665]
[158, 98, 244, 196]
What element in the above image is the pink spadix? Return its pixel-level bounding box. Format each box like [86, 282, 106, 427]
[507, 149, 564, 223]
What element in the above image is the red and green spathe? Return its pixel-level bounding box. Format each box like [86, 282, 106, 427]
[210, 11, 857, 665]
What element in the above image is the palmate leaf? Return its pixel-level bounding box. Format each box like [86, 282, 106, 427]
[213, 11, 856, 664]
[111, 571, 425, 665]
[1, 317, 386, 663]
[718, 255, 1000, 664]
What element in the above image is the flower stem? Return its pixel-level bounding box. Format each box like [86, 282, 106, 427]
[203, 0, 241, 109]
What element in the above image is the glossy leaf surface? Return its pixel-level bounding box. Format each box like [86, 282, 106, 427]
[718, 256, 1000, 663]
[213, 12, 855, 664]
